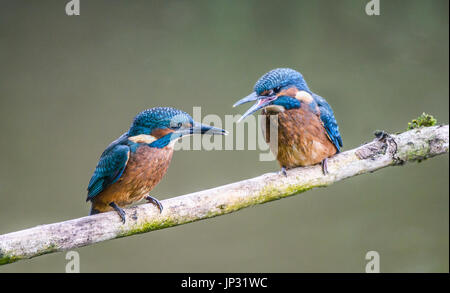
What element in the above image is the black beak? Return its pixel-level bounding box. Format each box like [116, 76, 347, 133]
[191, 122, 228, 135]
[234, 92, 277, 122]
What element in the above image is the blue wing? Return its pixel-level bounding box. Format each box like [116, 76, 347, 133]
[86, 142, 130, 201]
[312, 93, 343, 152]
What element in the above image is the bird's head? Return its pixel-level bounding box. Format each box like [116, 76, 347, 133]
[234, 68, 311, 122]
[128, 107, 227, 148]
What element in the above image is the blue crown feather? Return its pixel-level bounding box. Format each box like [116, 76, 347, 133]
[254, 68, 310, 94]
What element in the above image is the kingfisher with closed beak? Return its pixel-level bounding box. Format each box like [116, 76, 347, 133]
[234, 68, 342, 175]
[87, 107, 227, 223]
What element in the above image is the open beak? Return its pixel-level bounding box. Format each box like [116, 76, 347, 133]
[233, 92, 259, 108]
[234, 92, 277, 122]
[191, 122, 228, 136]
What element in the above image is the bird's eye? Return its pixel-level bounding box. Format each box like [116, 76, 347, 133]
[273, 86, 281, 93]
[171, 122, 183, 129]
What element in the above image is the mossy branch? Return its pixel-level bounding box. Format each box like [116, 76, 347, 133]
[0, 124, 448, 266]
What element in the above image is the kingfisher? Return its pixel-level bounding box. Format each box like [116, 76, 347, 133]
[87, 107, 227, 223]
[233, 68, 343, 175]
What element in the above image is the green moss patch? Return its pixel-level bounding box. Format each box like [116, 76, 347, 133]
[407, 113, 437, 130]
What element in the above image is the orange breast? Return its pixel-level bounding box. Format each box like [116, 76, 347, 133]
[262, 106, 337, 168]
[91, 145, 174, 212]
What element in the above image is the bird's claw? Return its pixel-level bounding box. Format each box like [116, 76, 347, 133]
[145, 195, 164, 213]
[109, 202, 126, 224]
[321, 158, 329, 175]
[279, 167, 287, 177]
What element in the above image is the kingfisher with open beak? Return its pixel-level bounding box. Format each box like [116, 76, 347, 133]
[234, 68, 343, 175]
[87, 107, 227, 223]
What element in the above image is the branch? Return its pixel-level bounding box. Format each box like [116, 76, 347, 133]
[0, 125, 448, 265]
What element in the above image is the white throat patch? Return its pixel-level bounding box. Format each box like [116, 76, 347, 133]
[295, 90, 314, 103]
[128, 134, 157, 144]
[264, 105, 285, 113]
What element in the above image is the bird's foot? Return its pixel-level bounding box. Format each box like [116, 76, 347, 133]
[279, 167, 287, 177]
[321, 158, 329, 175]
[109, 202, 126, 224]
[145, 195, 164, 213]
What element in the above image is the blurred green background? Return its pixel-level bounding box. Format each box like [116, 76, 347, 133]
[0, 0, 448, 273]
